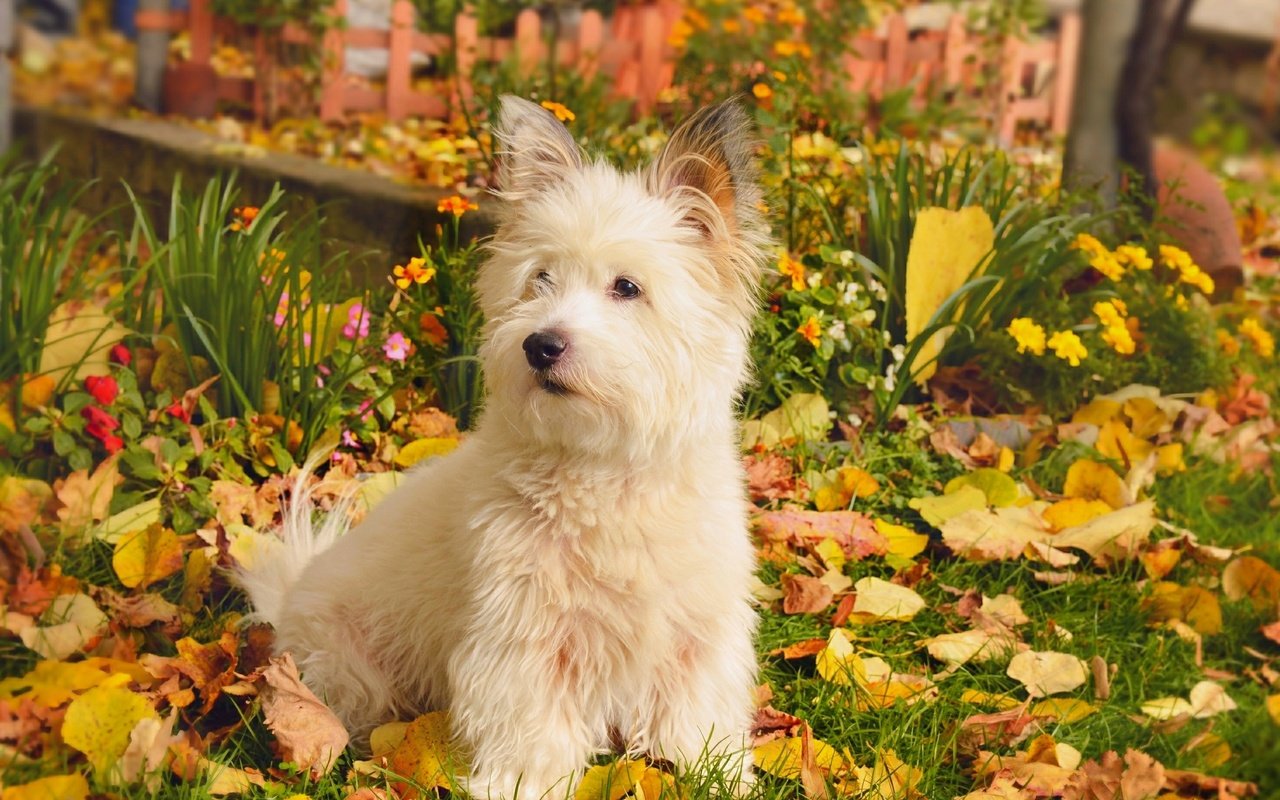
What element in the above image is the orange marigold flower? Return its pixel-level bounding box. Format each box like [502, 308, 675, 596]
[752, 83, 773, 101]
[539, 100, 576, 122]
[231, 205, 260, 231]
[773, 40, 811, 58]
[437, 195, 479, 218]
[743, 6, 767, 25]
[419, 312, 449, 347]
[797, 315, 822, 346]
[393, 256, 436, 290]
[777, 253, 805, 291]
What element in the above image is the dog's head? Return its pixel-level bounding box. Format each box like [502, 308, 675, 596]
[475, 96, 770, 456]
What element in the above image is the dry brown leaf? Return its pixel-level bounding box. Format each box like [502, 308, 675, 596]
[782, 574, 835, 615]
[261, 653, 349, 776]
[54, 455, 121, 543]
[1222, 556, 1280, 613]
[1143, 582, 1223, 636]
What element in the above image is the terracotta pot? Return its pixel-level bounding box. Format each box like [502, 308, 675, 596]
[162, 62, 218, 119]
[1154, 142, 1244, 298]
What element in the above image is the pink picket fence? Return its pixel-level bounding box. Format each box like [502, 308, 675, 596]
[136, 1, 1079, 143]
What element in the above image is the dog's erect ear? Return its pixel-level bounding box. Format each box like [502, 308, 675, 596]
[650, 98, 764, 240]
[650, 99, 769, 322]
[493, 96, 583, 201]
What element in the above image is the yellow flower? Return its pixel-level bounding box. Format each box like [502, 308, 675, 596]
[1115, 244, 1152, 271]
[721, 18, 741, 33]
[743, 6, 767, 25]
[1239, 318, 1275, 358]
[797, 315, 822, 346]
[776, 5, 806, 25]
[1102, 324, 1136, 355]
[777, 253, 805, 291]
[1216, 328, 1241, 356]
[752, 83, 773, 101]
[1072, 233, 1123, 280]
[772, 70, 787, 82]
[1006, 317, 1046, 356]
[1158, 244, 1194, 272]
[392, 256, 436, 289]
[436, 195, 478, 217]
[773, 40, 811, 58]
[539, 100, 575, 122]
[1048, 330, 1088, 366]
[1092, 300, 1126, 328]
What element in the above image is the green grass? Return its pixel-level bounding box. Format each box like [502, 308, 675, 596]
[4, 447, 1278, 800]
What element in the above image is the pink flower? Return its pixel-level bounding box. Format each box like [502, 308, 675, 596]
[342, 430, 359, 448]
[343, 303, 370, 340]
[357, 400, 374, 421]
[273, 291, 290, 328]
[383, 332, 410, 362]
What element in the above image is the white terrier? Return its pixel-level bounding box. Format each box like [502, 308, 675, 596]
[238, 95, 771, 800]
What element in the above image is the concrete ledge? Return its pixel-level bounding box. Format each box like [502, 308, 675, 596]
[13, 104, 498, 283]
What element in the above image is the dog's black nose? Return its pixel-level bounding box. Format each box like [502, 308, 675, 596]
[523, 331, 567, 370]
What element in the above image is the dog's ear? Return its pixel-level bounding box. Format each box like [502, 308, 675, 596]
[493, 96, 583, 201]
[651, 98, 770, 320]
[650, 98, 764, 240]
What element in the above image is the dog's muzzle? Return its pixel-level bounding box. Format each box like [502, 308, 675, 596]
[523, 331, 567, 370]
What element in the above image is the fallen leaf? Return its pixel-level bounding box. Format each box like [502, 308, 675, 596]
[850, 577, 926, 622]
[62, 684, 159, 775]
[1006, 651, 1088, 698]
[752, 728, 844, 780]
[369, 720, 411, 757]
[754, 510, 887, 560]
[197, 757, 270, 795]
[1143, 582, 1223, 636]
[119, 710, 181, 790]
[1062, 460, 1127, 509]
[1140, 696, 1193, 720]
[921, 628, 1021, 667]
[1029, 697, 1096, 723]
[0, 774, 89, 800]
[945, 469, 1019, 507]
[92, 498, 163, 545]
[875, 519, 929, 568]
[394, 437, 459, 468]
[261, 653, 350, 776]
[575, 758, 647, 800]
[1266, 695, 1279, 725]
[815, 628, 866, 686]
[0, 658, 145, 707]
[54, 455, 121, 544]
[1052, 501, 1157, 563]
[1042, 498, 1112, 532]
[743, 394, 831, 448]
[1222, 556, 1280, 613]
[910, 485, 987, 527]
[0, 477, 53, 534]
[1162, 767, 1258, 797]
[19, 593, 107, 660]
[388, 712, 460, 795]
[1187, 680, 1236, 718]
[112, 524, 185, 589]
[39, 301, 126, 382]
[782, 574, 835, 615]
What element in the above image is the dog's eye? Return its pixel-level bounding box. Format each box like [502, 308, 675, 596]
[611, 277, 641, 300]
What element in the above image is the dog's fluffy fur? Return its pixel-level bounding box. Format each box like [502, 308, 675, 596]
[237, 95, 772, 800]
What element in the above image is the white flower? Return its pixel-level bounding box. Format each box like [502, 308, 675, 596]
[860, 309, 877, 325]
[847, 412, 863, 428]
[836, 250, 856, 268]
[839, 280, 860, 305]
[890, 344, 906, 364]
[828, 320, 847, 342]
[869, 279, 887, 301]
[807, 272, 824, 290]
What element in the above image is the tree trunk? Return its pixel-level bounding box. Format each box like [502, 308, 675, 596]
[0, 0, 12, 153]
[1063, 0, 1141, 211]
[135, 0, 171, 112]
[1116, 0, 1195, 208]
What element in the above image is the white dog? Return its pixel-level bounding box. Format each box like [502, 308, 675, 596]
[238, 95, 771, 800]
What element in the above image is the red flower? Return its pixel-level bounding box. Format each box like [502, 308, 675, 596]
[165, 401, 191, 423]
[82, 405, 121, 447]
[85, 375, 119, 406]
[110, 344, 132, 366]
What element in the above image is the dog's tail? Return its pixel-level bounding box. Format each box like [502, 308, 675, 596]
[234, 453, 355, 628]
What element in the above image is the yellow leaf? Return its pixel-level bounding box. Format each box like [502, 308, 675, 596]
[1222, 556, 1280, 613]
[921, 628, 1019, 667]
[1155, 443, 1185, 475]
[1184, 733, 1230, 767]
[0, 659, 130, 707]
[1029, 698, 1096, 723]
[197, 758, 271, 796]
[39, 301, 126, 382]
[1143, 582, 1223, 636]
[997, 446, 1015, 473]
[394, 437, 460, 468]
[0, 476, 53, 534]
[388, 712, 460, 795]
[19, 593, 108, 660]
[1005, 651, 1088, 698]
[62, 685, 158, 775]
[1062, 460, 1126, 509]
[112, 523, 185, 589]
[959, 689, 1021, 710]
[369, 720, 411, 758]
[850, 577, 926, 622]
[575, 758, 647, 800]
[92, 498, 163, 545]
[1, 774, 89, 800]
[1122, 397, 1171, 439]
[19, 374, 56, 409]
[813, 538, 845, 571]
[1140, 545, 1182, 580]
[1072, 399, 1122, 426]
[634, 766, 677, 800]
[945, 469, 1019, 507]
[905, 206, 994, 384]
[1095, 420, 1153, 467]
[753, 734, 844, 780]
[1266, 695, 1280, 725]
[358, 471, 403, 512]
[753, 393, 830, 445]
[816, 628, 865, 686]
[1042, 498, 1112, 531]
[840, 467, 880, 498]
[1141, 697, 1194, 720]
[876, 519, 928, 567]
[909, 485, 986, 527]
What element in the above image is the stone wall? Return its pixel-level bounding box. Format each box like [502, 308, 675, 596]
[13, 105, 498, 286]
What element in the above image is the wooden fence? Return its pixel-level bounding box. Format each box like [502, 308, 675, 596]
[136, 1, 1080, 144]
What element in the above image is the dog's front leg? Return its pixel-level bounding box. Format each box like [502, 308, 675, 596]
[642, 614, 757, 796]
[449, 637, 595, 800]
